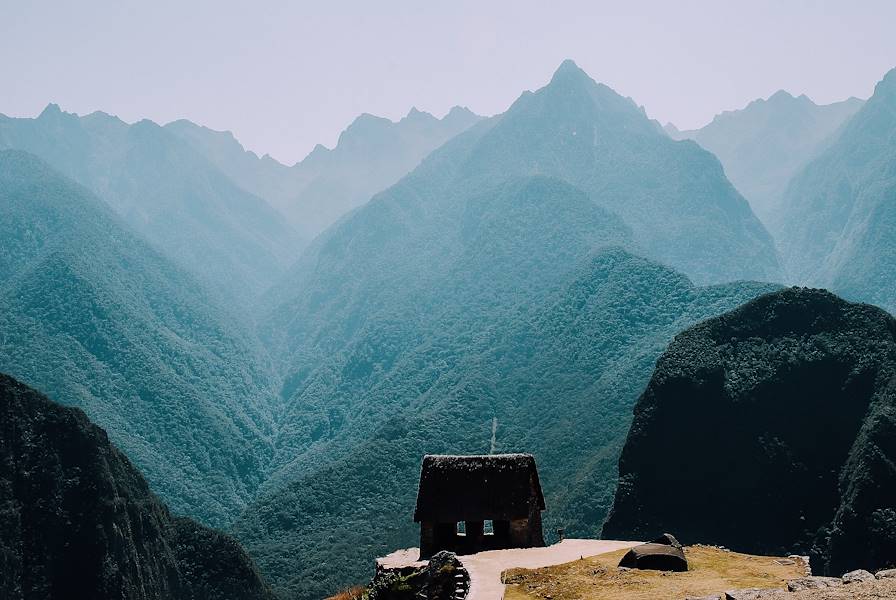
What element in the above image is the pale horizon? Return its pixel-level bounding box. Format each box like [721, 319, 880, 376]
[4, 0, 895, 163]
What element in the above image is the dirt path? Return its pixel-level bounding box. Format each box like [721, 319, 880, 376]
[459, 539, 640, 600]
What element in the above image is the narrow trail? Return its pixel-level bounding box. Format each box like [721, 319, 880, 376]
[459, 539, 640, 600]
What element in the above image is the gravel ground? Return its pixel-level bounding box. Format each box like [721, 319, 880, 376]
[758, 578, 896, 599]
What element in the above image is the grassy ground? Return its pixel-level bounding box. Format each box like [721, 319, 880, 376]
[503, 545, 807, 600]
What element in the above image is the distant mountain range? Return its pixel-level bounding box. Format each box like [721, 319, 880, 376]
[603, 287, 896, 575]
[668, 92, 863, 221]
[0, 150, 276, 527]
[0, 107, 300, 303]
[771, 68, 896, 314]
[0, 372, 274, 600]
[166, 105, 482, 242]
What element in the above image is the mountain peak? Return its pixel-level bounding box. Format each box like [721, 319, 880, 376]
[403, 106, 436, 123]
[550, 59, 592, 85]
[768, 89, 795, 102]
[339, 113, 392, 142]
[446, 105, 474, 118]
[874, 66, 896, 97]
[38, 103, 63, 119]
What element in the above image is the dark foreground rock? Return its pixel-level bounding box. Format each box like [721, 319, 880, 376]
[603, 288, 896, 575]
[369, 551, 469, 600]
[0, 373, 274, 600]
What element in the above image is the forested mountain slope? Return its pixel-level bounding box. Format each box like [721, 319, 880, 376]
[0, 150, 276, 527]
[240, 170, 777, 598]
[239, 247, 777, 600]
[166, 106, 481, 241]
[670, 92, 862, 221]
[262, 175, 633, 473]
[0, 373, 275, 600]
[603, 288, 896, 575]
[772, 67, 896, 313]
[261, 59, 782, 401]
[0, 105, 299, 301]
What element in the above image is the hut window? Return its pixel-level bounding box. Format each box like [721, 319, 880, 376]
[456, 521, 466, 535]
[484, 520, 494, 534]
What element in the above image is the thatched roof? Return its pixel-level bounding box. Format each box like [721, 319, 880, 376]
[413, 454, 546, 522]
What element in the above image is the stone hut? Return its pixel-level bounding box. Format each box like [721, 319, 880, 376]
[413, 454, 546, 559]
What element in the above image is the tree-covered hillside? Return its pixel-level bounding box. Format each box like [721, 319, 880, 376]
[0, 150, 276, 527]
[0, 105, 300, 302]
[603, 288, 896, 576]
[237, 247, 778, 600]
[0, 372, 275, 600]
[772, 68, 896, 313]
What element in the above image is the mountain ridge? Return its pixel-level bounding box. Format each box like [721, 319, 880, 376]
[165, 104, 483, 241]
[0, 105, 300, 303]
[0, 372, 275, 600]
[669, 90, 863, 221]
[0, 149, 277, 527]
[771, 66, 896, 313]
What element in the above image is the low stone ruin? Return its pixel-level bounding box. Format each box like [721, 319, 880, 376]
[368, 551, 469, 600]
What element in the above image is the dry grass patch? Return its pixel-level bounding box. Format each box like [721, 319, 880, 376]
[503, 545, 806, 600]
[326, 585, 367, 600]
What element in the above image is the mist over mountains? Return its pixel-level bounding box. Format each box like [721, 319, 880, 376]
[668, 91, 863, 221]
[1, 56, 894, 600]
[0, 107, 299, 303]
[166, 105, 482, 242]
[773, 67, 896, 314]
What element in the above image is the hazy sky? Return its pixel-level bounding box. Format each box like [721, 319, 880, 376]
[3, 1, 895, 164]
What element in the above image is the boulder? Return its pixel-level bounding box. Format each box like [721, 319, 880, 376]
[618, 542, 688, 572]
[841, 569, 876, 584]
[786, 577, 842, 592]
[876, 568, 896, 579]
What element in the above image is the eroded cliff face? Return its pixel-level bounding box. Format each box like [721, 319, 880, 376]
[0, 373, 274, 600]
[602, 288, 896, 575]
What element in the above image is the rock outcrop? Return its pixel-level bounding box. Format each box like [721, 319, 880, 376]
[603, 288, 896, 575]
[0, 373, 274, 600]
[369, 551, 469, 600]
